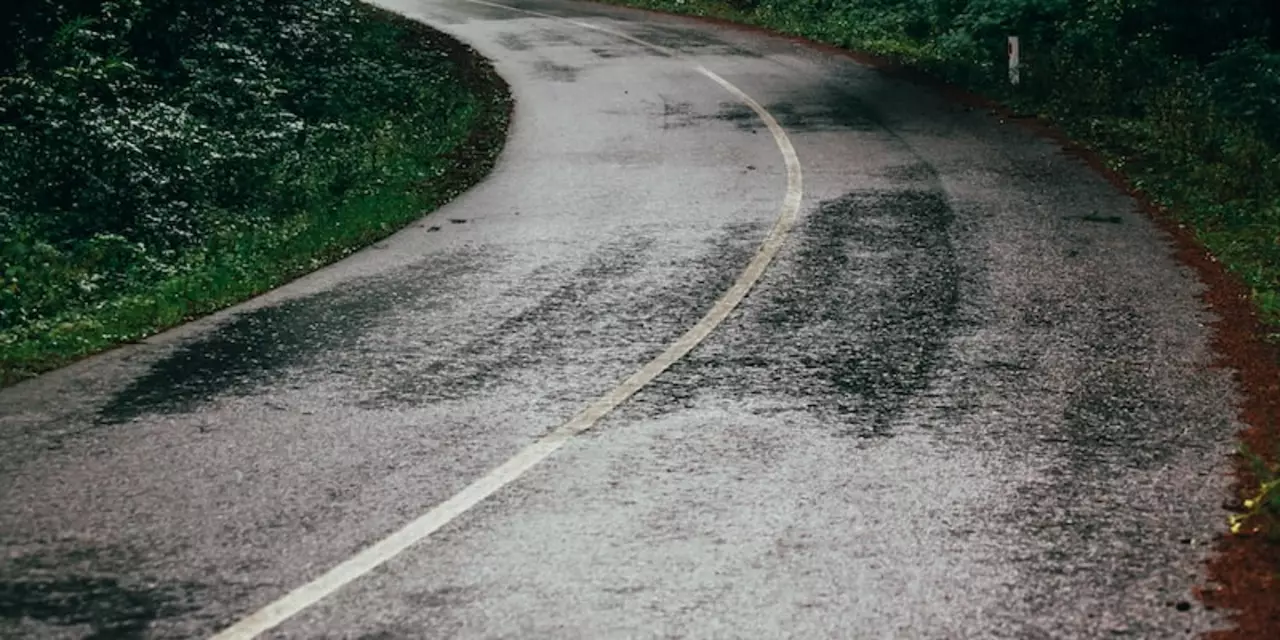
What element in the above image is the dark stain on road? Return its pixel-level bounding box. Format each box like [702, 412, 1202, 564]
[0, 576, 202, 639]
[769, 189, 959, 435]
[1079, 213, 1124, 224]
[407, 584, 475, 609]
[1062, 363, 1174, 470]
[879, 162, 938, 182]
[361, 235, 658, 406]
[948, 270, 1228, 632]
[637, 220, 769, 338]
[1058, 304, 1189, 473]
[531, 59, 581, 82]
[623, 25, 764, 58]
[97, 289, 390, 425]
[531, 28, 590, 47]
[710, 102, 757, 130]
[495, 32, 532, 51]
[441, 2, 530, 23]
[648, 78, 881, 133]
[713, 95, 878, 133]
[659, 98, 696, 130]
[654, 95, 877, 133]
[589, 47, 626, 59]
[628, 187, 960, 436]
[97, 252, 487, 424]
[357, 223, 765, 409]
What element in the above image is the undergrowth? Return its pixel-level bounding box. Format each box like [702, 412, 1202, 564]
[1232, 447, 1280, 540]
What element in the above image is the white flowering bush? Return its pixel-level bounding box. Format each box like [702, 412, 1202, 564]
[0, 0, 487, 363]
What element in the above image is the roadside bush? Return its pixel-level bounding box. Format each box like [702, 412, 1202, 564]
[0, 0, 500, 380]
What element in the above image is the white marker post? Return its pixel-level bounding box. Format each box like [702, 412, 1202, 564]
[1008, 36, 1021, 86]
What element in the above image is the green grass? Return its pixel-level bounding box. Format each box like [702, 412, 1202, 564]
[0, 5, 511, 386]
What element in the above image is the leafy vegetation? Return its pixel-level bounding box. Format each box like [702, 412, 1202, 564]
[0, 0, 510, 385]
[1232, 448, 1280, 538]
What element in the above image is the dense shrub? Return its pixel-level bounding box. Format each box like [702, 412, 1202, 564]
[0, 0, 484, 355]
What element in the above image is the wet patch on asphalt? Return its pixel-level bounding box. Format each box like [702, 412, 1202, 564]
[530, 59, 581, 82]
[405, 584, 476, 610]
[530, 27, 592, 48]
[639, 221, 776, 340]
[96, 249, 493, 425]
[965, 292, 1222, 477]
[656, 97, 696, 130]
[0, 576, 203, 639]
[435, 1, 531, 23]
[900, 204, 1235, 634]
[622, 187, 960, 436]
[495, 32, 532, 51]
[589, 46, 628, 59]
[353, 223, 766, 409]
[653, 92, 879, 133]
[0, 548, 213, 640]
[998, 299, 1224, 523]
[581, 141, 666, 167]
[621, 24, 763, 58]
[359, 235, 656, 406]
[520, 26, 654, 58]
[1078, 213, 1125, 224]
[1058, 305, 1188, 473]
[877, 162, 938, 183]
[716, 97, 879, 133]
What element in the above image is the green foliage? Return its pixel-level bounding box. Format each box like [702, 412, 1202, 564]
[1230, 448, 1280, 539]
[0, 0, 508, 382]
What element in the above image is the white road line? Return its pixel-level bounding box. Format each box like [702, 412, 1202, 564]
[209, 2, 803, 638]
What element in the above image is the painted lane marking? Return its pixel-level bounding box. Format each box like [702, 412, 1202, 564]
[210, 2, 802, 638]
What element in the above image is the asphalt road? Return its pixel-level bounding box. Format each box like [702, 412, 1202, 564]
[0, 0, 1246, 638]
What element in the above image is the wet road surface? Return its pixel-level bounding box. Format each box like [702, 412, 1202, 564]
[0, 0, 1244, 637]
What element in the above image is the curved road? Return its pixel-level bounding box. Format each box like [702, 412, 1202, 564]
[0, 0, 1244, 637]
